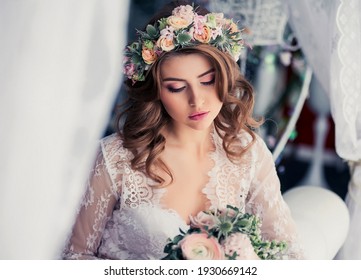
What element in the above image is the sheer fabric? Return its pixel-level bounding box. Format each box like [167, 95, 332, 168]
[62, 131, 304, 260]
[0, 0, 128, 259]
[331, 1, 361, 259]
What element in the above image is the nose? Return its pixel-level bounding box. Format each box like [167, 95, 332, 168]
[188, 86, 204, 107]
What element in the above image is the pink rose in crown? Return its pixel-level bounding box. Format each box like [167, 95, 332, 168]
[172, 4, 194, 23]
[124, 63, 135, 78]
[179, 233, 224, 260]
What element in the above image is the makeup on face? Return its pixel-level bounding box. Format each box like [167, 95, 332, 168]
[162, 69, 215, 94]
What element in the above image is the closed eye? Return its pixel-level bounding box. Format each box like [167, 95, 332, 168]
[167, 86, 186, 93]
[201, 77, 215, 86]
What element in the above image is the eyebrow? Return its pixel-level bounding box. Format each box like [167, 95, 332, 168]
[162, 68, 215, 82]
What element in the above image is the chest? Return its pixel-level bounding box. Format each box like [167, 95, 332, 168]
[159, 159, 213, 223]
[119, 149, 253, 225]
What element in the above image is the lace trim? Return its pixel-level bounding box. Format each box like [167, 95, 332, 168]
[102, 131, 252, 215]
[203, 131, 254, 210]
[101, 133, 168, 211]
[201, 131, 221, 209]
[337, 0, 361, 147]
[100, 134, 126, 198]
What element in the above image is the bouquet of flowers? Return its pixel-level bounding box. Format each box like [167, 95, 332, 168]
[162, 205, 287, 260]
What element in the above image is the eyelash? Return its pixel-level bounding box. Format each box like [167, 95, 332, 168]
[166, 77, 215, 93]
[201, 77, 215, 86]
[167, 86, 186, 93]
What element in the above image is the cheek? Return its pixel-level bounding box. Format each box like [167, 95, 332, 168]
[210, 95, 223, 118]
[160, 94, 184, 115]
[214, 100, 223, 116]
[160, 93, 173, 108]
[211, 92, 223, 109]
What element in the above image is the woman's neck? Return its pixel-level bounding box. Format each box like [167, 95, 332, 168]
[162, 124, 214, 157]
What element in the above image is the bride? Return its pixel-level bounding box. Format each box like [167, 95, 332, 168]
[62, 0, 304, 260]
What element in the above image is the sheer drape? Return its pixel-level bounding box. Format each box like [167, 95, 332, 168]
[331, 0, 361, 259]
[286, 0, 361, 259]
[0, 0, 129, 259]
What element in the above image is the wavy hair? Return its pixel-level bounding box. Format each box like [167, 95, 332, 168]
[116, 1, 263, 186]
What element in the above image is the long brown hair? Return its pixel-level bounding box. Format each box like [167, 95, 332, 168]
[116, 1, 262, 186]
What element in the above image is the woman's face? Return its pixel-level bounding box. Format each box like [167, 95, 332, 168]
[159, 53, 223, 131]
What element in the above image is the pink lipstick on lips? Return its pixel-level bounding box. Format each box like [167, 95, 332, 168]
[188, 111, 209, 121]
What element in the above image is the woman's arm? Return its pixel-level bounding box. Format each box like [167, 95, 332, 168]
[62, 148, 118, 259]
[246, 137, 305, 259]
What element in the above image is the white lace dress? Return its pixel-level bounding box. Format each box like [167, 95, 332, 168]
[62, 131, 304, 260]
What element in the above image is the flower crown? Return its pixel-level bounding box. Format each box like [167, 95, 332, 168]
[123, 4, 245, 83]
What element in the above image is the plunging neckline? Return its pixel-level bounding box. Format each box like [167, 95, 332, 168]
[155, 130, 220, 226]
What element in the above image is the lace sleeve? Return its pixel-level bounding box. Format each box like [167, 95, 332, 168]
[246, 138, 305, 259]
[62, 148, 119, 260]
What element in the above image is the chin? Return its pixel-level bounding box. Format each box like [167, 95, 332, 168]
[188, 122, 214, 132]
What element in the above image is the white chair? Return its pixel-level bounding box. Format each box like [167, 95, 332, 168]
[283, 186, 350, 259]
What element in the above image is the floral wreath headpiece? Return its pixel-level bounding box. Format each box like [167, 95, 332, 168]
[123, 4, 245, 83]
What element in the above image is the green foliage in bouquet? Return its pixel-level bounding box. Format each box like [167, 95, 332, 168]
[162, 205, 287, 260]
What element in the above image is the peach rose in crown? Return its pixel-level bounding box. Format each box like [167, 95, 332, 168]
[228, 20, 239, 33]
[156, 36, 175, 51]
[167, 15, 191, 30]
[194, 25, 212, 43]
[141, 47, 157, 64]
[225, 19, 240, 38]
[179, 233, 224, 260]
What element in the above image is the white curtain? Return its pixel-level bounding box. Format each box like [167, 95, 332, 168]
[286, 0, 361, 259]
[0, 0, 129, 259]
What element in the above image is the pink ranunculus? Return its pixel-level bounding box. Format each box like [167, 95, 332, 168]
[222, 233, 260, 260]
[180, 233, 224, 260]
[189, 211, 219, 230]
